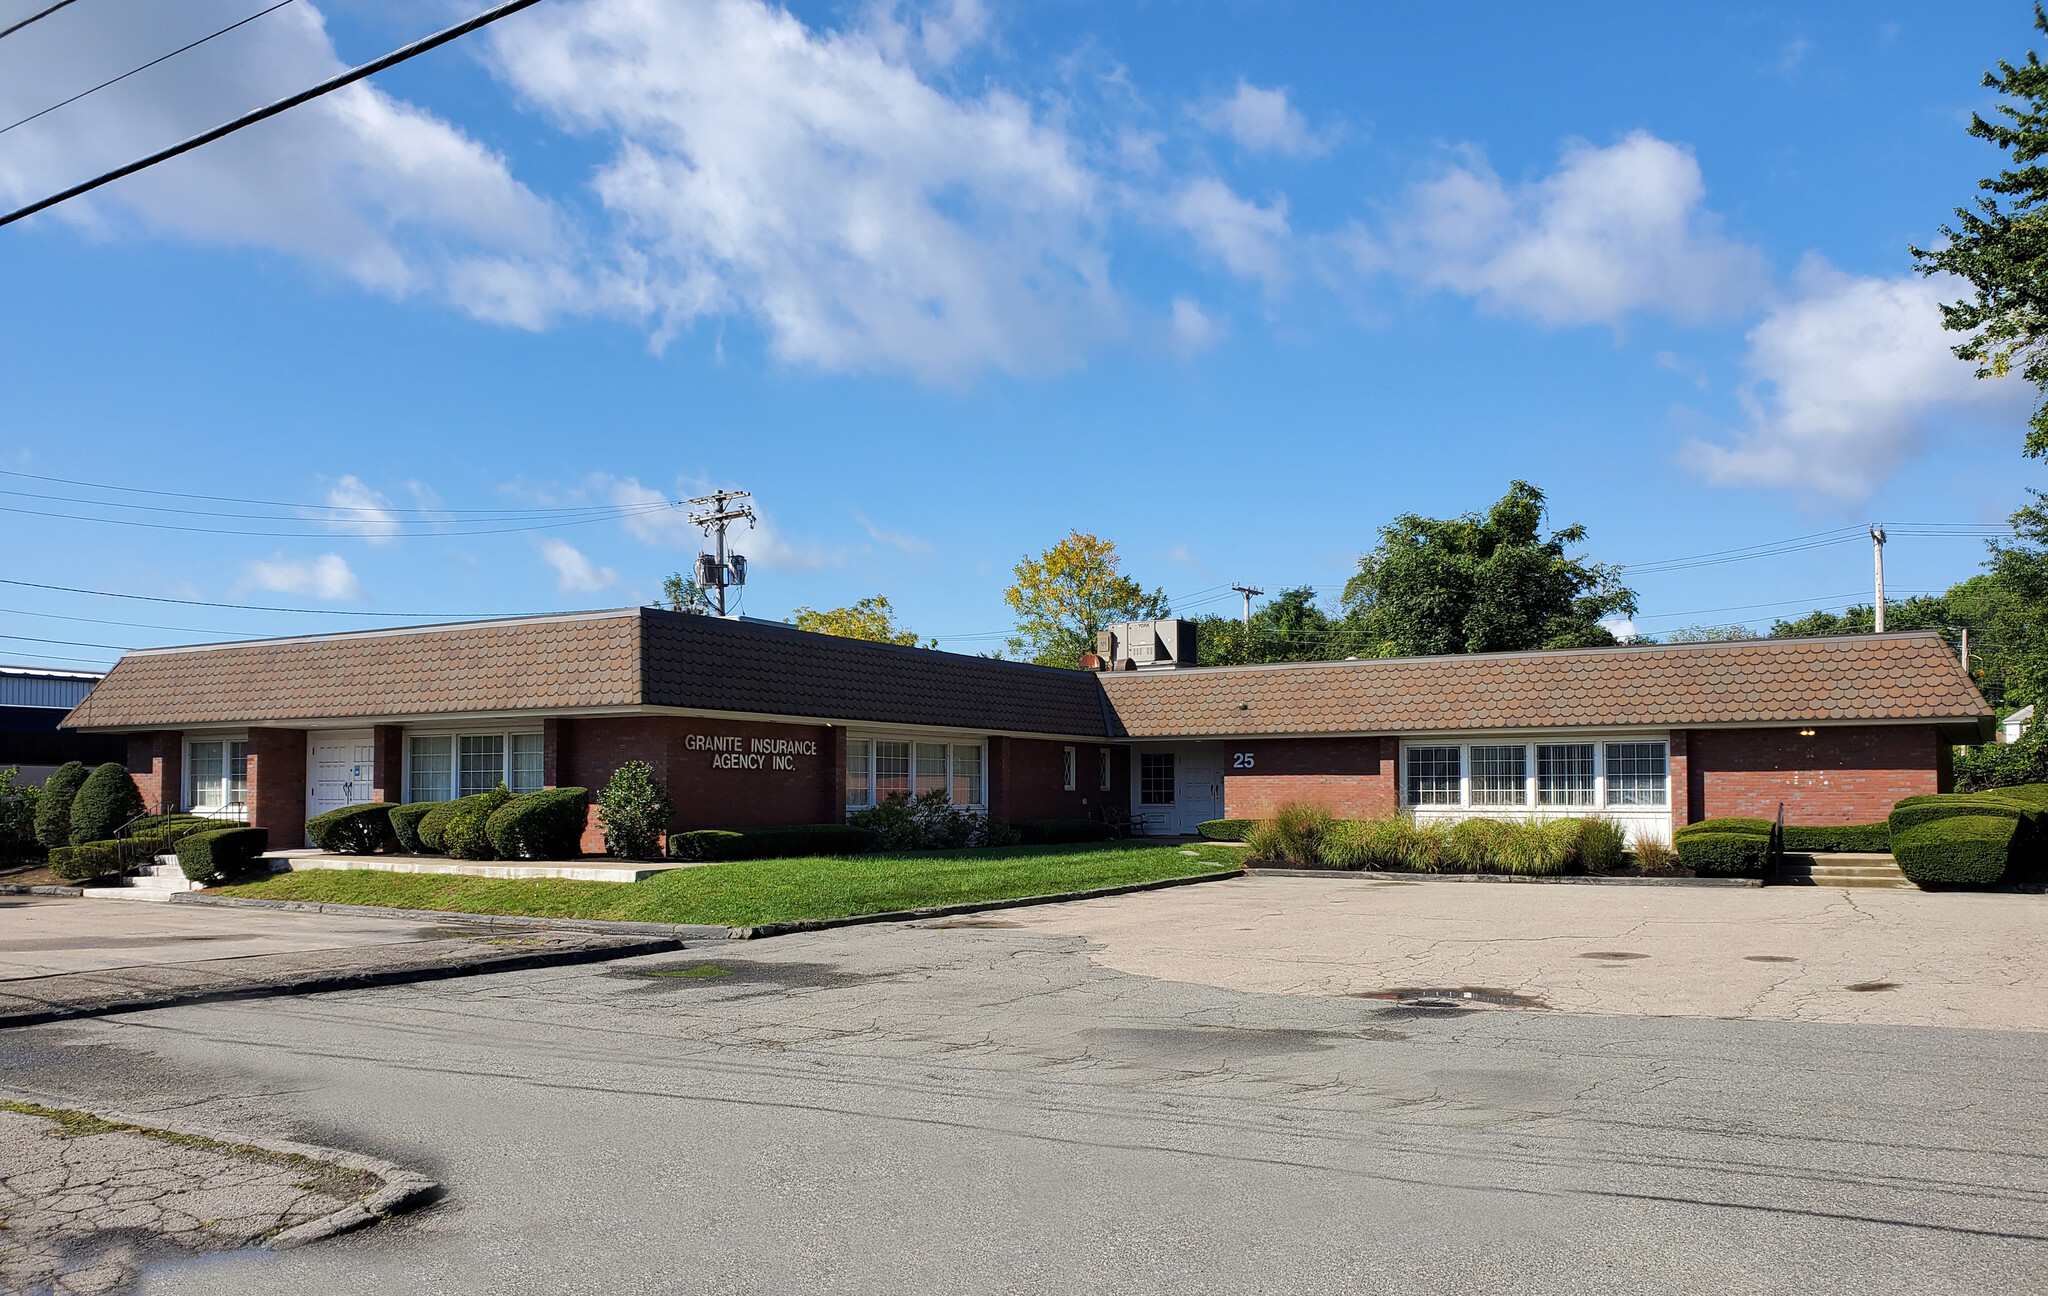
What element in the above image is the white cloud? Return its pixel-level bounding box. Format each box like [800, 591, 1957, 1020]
[1169, 178, 1291, 292]
[488, 0, 1119, 381]
[865, 0, 991, 67]
[239, 553, 362, 600]
[1199, 80, 1325, 156]
[536, 537, 619, 593]
[854, 511, 933, 555]
[1359, 131, 1768, 327]
[1169, 296, 1225, 355]
[0, 1, 575, 326]
[313, 475, 401, 542]
[1680, 259, 2022, 498]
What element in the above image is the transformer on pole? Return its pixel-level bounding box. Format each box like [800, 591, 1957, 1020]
[687, 489, 756, 617]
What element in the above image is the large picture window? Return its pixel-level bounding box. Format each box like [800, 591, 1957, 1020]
[1139, 753, 1175, 805]
[1537, 743, 1595, 807]
[187, 739, 248, 813]
[1469, 745, 1527, 806]
[846, 739, 873, 808]
[1406, 746, 1461, 806]
[845, 737, 984, 808]
[405, 731, 543, 802]
[1605, 742, 1668, 806]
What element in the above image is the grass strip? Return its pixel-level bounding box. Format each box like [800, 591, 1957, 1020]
[216, 841, 1243, 927]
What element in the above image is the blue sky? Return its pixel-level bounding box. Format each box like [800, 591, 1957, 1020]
[0, 0, 2038, 668]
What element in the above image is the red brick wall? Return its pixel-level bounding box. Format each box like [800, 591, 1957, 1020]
[1669, 730, 1691, 827]
[370, 725, 404, 805]
[124, 731, 181, 815]
[556, 716, 838, 851]
[248, 728, 307, 846]
[1221, 737, 1397, 820]
[993, 737, 1122, 821]
[1687, 725, 1941, 825]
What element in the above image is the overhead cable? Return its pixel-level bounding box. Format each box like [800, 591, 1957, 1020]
[0, 468, 651, 517]
[0, 0, 81, 42]
[0, 0, 549, 229]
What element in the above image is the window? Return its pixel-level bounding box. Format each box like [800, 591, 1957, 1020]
[846, 739, 873, 808]
[1605, 742, 1668, 806]
[459, 735, 506, 797]
[1537, 743, 1596, 807]
[874, 741, 912, 802]
[188, 739, 248, 812]
[1470, 744, 1527, 806]
[1406, 746, 1461, 806]
[916, 743, 950, 797]
[408, 736, 452, 803]
[405, 732, 542, 802]
[952, 744, 983, 806]
[1063, 746, 1077, 792]
[510, 734, 545, 794]
[1098, 747, 1112, 792]
[1139, 752, 1175, 805]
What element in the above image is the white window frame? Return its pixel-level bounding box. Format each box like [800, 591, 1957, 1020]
[1063, 746, 1077, 792]
[1098, 747, 1113, 793]
[844, 733, 987, 810]
[1139, 752, 1176, 806]
[184, 735, 250, 819]
[402, 728, 546, 802]
[1399, 736, 1671, 813]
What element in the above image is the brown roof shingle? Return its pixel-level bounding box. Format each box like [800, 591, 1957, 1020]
[1098, 631, 1991, 740]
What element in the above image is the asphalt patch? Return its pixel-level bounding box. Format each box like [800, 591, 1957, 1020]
[616, 959, 896, 996]
[1577, 952, 1649, 961]
[916, 918, 1025, 929]
[1846, 981, 1900, 992]
[1746, 955, 1799, 963]
[1353, 987, 1550, 1012]
[1083, 1024, 1405, 1059]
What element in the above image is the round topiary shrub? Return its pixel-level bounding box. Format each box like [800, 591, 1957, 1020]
[444, 786, 512, 860]
[67, 763, 146, 846]
[305, 802, 397, 854]
[389, 802, 436, 854]
[1892, 815, 2017, 888]
[418, 794, 490, 853]
[33, 761, 89, 850]
[486, 787, 589, 860]
[598, 761, 671, 860]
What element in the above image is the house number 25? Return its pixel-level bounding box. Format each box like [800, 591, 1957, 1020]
[1232, 752, 1255, 768]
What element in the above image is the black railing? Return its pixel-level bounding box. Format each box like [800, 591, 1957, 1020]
[1766, 803, 1786, 884]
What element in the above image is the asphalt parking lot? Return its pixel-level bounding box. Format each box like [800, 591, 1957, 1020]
[2, 878, 2043, 1295]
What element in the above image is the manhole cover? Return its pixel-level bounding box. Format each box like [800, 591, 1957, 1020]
[1354, 987, 1549, 1010]
[1745, 955, 1798, 963]
[1577, 951, 1648, 961]
[1846, 981, 1899, 992]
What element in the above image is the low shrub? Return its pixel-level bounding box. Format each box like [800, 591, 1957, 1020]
[1782, 823, 1890, 853]
[1196, 819, 1258, 842]
[445, 786, 513, 861]
[1632, 840, 1682, 874]
[418, 795, 491, 853]
[1888, 792, 2035, 833]
[390, 802, 436, 854]
[305, 802, 397, 855]
[487, 787, 589, 861]
[33, 760, 89, 850]
[1565, 816, 1629, 872]
[1675, 831, 1770, 877]
[599, 761, 672, 860]
[1245, 802, 1335, 865]
[68, 763, 146, 846]
[1891, 815, 2018, 888]
[848, 789, 1014, 850]
[175, 827, 270, 886]
[48, 842, 121, 881]
[668, 824, 882, 862]
[0, 766, 40, 861]
[1322, 817, 1451, 871]
[1016, 819, 1115, 846]
[1675, 817, 1772, 839]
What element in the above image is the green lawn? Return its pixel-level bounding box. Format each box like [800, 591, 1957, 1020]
[214, 841, 1245, 927]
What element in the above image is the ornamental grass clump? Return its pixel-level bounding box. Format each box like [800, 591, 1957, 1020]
[1243, 802, 1337, 865]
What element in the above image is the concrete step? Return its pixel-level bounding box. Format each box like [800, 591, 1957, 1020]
[80, 859, 203, 900]
[1774, 852, 1913, 889]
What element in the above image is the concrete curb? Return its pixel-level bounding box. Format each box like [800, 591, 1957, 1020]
[1246, 867, 1764, 888]
[728, 865, 1246, 938]
[0, 1086, 438, 1250]
[0, 935, 689, 1029]
[0, 883, 86, 896]
[167, 892, 736, 941]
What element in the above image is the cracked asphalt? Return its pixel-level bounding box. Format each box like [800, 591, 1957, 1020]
[0, 878, 2041, 1294]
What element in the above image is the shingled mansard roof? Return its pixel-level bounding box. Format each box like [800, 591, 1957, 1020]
[62, 608, 1115, 739]
[1099, 631, 1992, 741]
[63, 613, 1990, 742]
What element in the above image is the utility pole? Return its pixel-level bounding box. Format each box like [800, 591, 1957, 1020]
[1870, 524, 1887, 633]
[687, 489, 756, 617]
[1961, 627, 1970, 676]
[1231, 584, 1264, 631]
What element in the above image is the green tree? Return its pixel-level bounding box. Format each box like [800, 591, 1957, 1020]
[1194, 586, 1368, 665]
[788, 596, 924, 647]
[1004, 531, 1168, 666]
[660, 572, 713, 614]
[1664, 624, 1760, 643]
[1339, 482, 1636, 656]
[1913, 4, 2048, 457]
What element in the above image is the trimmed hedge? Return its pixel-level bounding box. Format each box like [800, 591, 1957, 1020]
[486, 787, 589, 861]
[1888, 784, 2048, 886]
[1892, 815, 2018, 888]
[445, 786, 512, 860]
[1674, 817, 1771, 839]
[48, 842, 121, 881]
[390, 802, 436, 854]
[668, 824, 881, 862]
[1782, 822, 1890, 853]
[1197, 819, 1257, 842]
[68, 762, 146, 846]
[48, 817, 228, 881]
[418, 794, 491, 853]
[33, 760, 89, 850]
[175, 827, 269, 886]
[1889, 792, 2036, 833]
[305, 802, 397, 855]
[1016, 819, 1115, 845]
[1675, 831, 1771, 877]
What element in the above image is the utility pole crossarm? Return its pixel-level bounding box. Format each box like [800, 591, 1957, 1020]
[686, 489, 756, 618]
[1231, 584, 1264, 631]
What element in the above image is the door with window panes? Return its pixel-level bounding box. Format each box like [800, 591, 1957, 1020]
[307, 731, 376, 832]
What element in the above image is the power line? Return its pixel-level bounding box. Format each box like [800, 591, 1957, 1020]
[0, 468, 650, 518]
[0, 0, 550, 230]
[0, 497, 673, 539]
[0, 575, 533, 618]
[0, 0, 297, 138]
[0, 0, 81, 42]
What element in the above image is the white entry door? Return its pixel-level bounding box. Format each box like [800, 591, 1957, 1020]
[307, 732, 376, 839]
[1173, 751, 1223, 835]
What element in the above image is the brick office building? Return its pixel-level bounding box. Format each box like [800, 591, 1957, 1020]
[60, 609, 1990, 849]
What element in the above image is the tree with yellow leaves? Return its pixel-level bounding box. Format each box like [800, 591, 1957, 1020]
[1004, 531, 1168, 666]
[788, 596, 923, 646]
